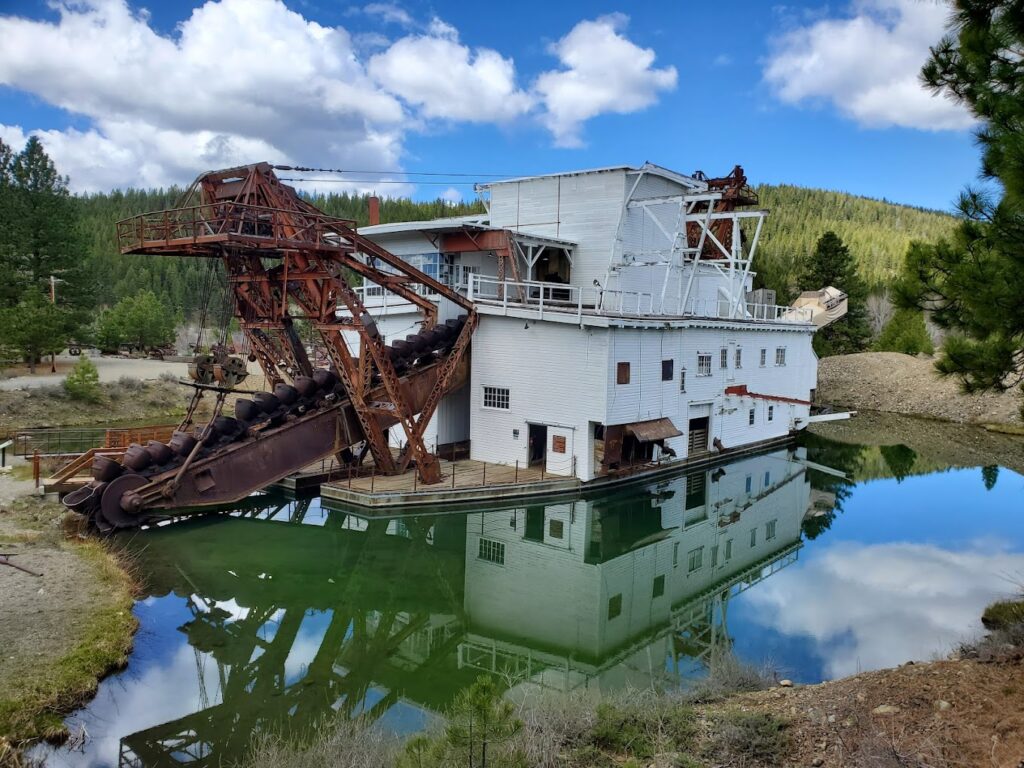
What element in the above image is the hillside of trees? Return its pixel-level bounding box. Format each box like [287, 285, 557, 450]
[753, 184, 957, 297]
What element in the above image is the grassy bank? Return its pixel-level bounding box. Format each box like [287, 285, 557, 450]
[0, 375, 190, 435]
[0, 498, 138, 756]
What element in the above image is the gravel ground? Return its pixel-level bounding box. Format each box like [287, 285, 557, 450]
[817, 352, 1022, 425]
[0, 356, 188, 392]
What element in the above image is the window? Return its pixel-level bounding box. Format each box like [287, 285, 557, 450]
[617, 362, 631, 384]
[748, 408, 755, 426]
[745, 475, 752, 494]
[483, 386, 510, 410]
[720, 348, 728, 369]
[652, 575, 665, 598]
[735, 348, 742, 369]
[711, 545, 719, 567]
[768, 405, 775, 422]
[549, 519, 564, 539]
[760, 348, 767, 367]
[478, 538, 505, 564]
[750, 528, 757, 547]
[687, 546, 704, 573]
[766, 519, 777, 541]
[725, 539, 733, 560]
[679, 368, 686, 393]
[662, 359, 674, 381]
[775, 347, 787, 366]
[673, 541, 680, 567]
[608, 594, 623, 619]
[764, 471, 771, 486]
[552, 435, 566, 453]
[697, 353, 712, 377]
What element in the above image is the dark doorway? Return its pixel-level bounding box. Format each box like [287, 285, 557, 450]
[528, 424, 548, 466]
[525, 507, 545, 541]
[688, 417, 710, 454]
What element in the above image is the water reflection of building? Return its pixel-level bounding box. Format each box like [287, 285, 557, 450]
[460, 447, 809, 692]
[115, 447, 823, 767]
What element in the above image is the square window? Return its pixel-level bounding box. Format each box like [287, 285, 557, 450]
[768, 405, 775, 422]
[478, 538, 505, 564]
[748, 408, 755, 426]
[766, 519, 777, 541]
[549, 519, 564, 539]
[750, 528, 757, 547]
[652, 574, 665, 598]
[735, 348, 742, 369]
[697, 353, 712, 377]
[617, 361, 631, 384]
[725, 539, 733, 559]
[687, 546, 704, 573]
[662, 359, 674, 381]
[720, 348, 728, 369]
[483, 386, 510, 410]
[775, 347, 787, 366]
[760, 348, 767, 367]
[679, 368, 687, 393]
[608, 593, 622, 619]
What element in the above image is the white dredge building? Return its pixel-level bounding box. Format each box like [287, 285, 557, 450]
[352, 163, 841, 484]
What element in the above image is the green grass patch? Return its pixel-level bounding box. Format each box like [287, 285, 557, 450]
[0, 539, 137, 743]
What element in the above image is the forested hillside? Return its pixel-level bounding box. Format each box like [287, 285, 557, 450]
[73, 183, 957, 318]
[753, 184, 957, 295]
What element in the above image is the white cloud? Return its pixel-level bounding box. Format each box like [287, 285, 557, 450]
[368, 22, 534, 123]
[742, 541, 1024, 679]
[440, 186, 462, 203]
[0, 3, 679, 191]
[763, 0, 974, 131]
[534, 13, 677, 147]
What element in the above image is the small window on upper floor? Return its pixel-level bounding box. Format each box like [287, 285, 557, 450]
[748, 408, 755, 426]
[766, 519, 777, 541]
[652, 574, 665, 598]
[725, 538, 733, 559]
[735, 348, 742, 369]
[760, 348, 767, 367]
[617, 362, 631, 384]
[750, 528, 757, 547]
[687, 546, 704, 573]
[745, 475, 752, 494]
[662, 359, 674, 382]
[482, 386, 510, 410]
[697, 353, 712, 377]
[775, 347, 787, 366]
[680, 368, 687, 393]
[478, 538, 505, 564]
[768, 405, 775, 422]
[720, 348, 728, 369]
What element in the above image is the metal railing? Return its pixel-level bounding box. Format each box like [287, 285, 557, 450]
[13, 424, 178, 457]
[116, 202, 356, 252]
[467, 275, 811, 324]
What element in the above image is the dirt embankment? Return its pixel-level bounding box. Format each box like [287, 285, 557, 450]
[817, 352, 1022, 425]
[0, 378, 192, 435]
[736, 653, 1024, 767]
[0, 492, 136, 754]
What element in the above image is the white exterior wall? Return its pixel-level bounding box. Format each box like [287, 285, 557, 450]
[487, 171, 627, 292]
[469, 315, 608, 479]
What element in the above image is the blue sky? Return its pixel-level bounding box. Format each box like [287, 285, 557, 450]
[0, 0, 980, 209]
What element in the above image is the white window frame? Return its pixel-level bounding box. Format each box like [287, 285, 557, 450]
[697, 353, 712, 377]
[766, 519, 777, 541]
[720, 347, 728, 369]
[775, 347, 787, 367]
[482, 386, 510, 410]
[735, 347, 742, 369]
[748, 408, 755, 426]
[768, 405, 774, 422]
[760, 348, 767, 367]
[687, 546, 704, 573]
[478, 538, 505, 564]
[679, 367, 687, 393]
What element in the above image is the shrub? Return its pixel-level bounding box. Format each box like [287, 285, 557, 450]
[63, 356, 101, 403]
[981, 598, 1024, 630]
[686, 650, 775, 703]
[705, 710, 791, 765]
[874, 308, 935, 355]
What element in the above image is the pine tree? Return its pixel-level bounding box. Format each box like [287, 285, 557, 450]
[800, 231, 872, 356]
[4, 287, 69, 373]
[64, 355, 102, 402]
[895, 0, 1024, 398]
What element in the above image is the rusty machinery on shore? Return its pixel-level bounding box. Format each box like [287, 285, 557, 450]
[64, 163, 476, 530]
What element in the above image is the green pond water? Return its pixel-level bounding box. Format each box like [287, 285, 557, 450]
[38, 415, 1024, 767]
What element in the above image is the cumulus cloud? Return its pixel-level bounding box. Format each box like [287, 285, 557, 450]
[763, 0, 974, 131]
[742, 541, 1024, 679]
[534, 13, 677, 147]
[368, 22, 534, 123]
[0, 2, 678, 191]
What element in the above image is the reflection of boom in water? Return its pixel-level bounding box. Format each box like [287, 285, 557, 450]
[116, 447, 831, 767]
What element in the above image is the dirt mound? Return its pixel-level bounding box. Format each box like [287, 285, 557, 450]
[740, 656, 1024, 767]
[817, 352, 1021, 425]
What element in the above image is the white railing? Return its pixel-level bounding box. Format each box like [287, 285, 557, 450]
[462, 275, 813, 324]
